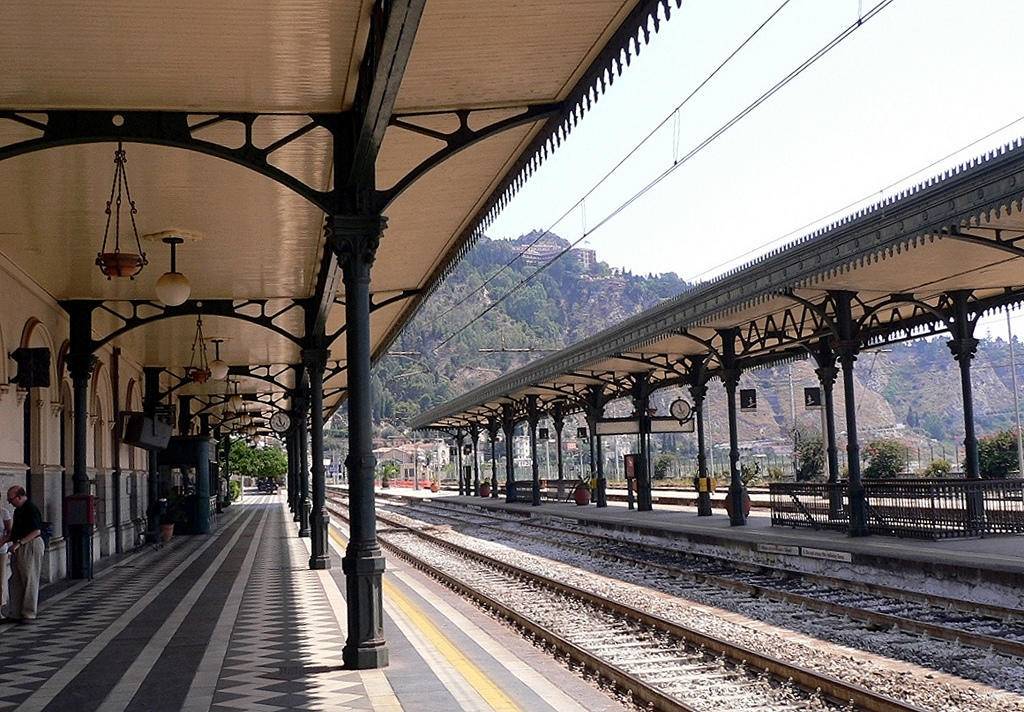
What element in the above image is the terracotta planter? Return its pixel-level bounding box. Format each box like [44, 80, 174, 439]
[430, 482, 440, 493]
[97, 251, 146, 279]
[573, 483, 591, 506]
[189, 368, 211, 384]
[160, 523, 175, 543]
[479, 482, 491, 497]
[724, 490, 752, 519]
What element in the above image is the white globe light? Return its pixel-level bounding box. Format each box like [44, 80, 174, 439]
[209, 359, 229, 380]
[155, 271, 191, 306]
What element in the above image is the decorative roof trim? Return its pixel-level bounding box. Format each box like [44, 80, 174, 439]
[411, 137, 1024, 429]
[383, 0, 686, 356]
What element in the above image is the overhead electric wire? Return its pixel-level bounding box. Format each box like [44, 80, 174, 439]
[686, 110, 1024, 284]
[435, 0, 896, 351]
[433, 0, 794, 322]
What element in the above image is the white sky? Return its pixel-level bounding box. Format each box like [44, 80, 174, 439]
[483, 0, 1024, 338]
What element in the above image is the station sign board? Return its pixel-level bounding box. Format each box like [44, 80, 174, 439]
[740, 388, 757, 411]
[804, 387, 822, 409]
[595, 416, 695, 435]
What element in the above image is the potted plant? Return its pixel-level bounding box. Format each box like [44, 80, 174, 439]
[159, 501, 186, 542]
[480, 480, 491, 497]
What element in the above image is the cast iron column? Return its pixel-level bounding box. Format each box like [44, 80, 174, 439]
[286, 427, 297, 513]
[469, 423, 480, 496]
[455, 431, 464, 496]
[502, 404, 516, 502]
[632, 376, 653, 512]
[304, 347, 330, 569]
[552, 403, 565, 496]
[143, 366, 162, 542]
[67, 302, 96, 579]
[222, 434, 231, 508]
[688, 364, 712, 517]
[585, 386, 608, 507]
[834, 291, 868, 536]
[487, 419, 500, 499]
[331, 214, 388, 669]
[295, 381, 311, 537]
[720, 329, 747, 526]
[527, 395, 541, 506]
[177, 395, 193, 435]
[813, 339, 841, 518]
[948, 290, 984, 531]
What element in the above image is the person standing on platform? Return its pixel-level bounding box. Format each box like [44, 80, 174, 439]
[0, 500, 12, 618]
[4, 486, 43, 623]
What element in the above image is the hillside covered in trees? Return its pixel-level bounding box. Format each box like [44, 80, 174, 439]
[364, 231, 1024, 455]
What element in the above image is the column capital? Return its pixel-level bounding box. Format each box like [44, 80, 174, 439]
[486, 418, 501, 439]
[814, 365, 838, 388]
[688, 380, 708, 404]
[720, 367, 741, 390]
[300, 347, 330, 372]
[326, 214, 387, 272]
[67, 352, 97, 382]
[948, 336, 980, 363]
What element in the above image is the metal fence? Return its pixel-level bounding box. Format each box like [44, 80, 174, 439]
[769, 478, 1024, 539]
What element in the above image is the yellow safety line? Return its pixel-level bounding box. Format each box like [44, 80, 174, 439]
[329, 527, 522, 712]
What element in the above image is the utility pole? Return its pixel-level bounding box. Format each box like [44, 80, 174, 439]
[1008, 309, 1024, 476]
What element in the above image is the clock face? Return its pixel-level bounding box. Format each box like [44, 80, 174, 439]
[270, 411, 292, 433]
[669, 399, 692, 422]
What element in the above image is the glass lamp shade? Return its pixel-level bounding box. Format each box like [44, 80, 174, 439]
[228, 394, 243, 411]
[209, 359, 229, 380]
[155, 270, 191, 306]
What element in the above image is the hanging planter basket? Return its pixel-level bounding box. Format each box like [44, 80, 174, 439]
[96, 142, 148, 280]
[188, 367, 211, 384]
[97, 252, 146, 279]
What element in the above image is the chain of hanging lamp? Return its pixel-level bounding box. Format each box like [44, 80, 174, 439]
[96, 141, 148, 279]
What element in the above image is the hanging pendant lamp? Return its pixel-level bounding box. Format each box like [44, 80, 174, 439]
[209, 338, 229, 380]
[155, 236, 191, 306]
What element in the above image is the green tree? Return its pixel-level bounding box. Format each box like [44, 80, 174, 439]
[793, 428, 824, 481]
[863, 439, 905, 479]
[229, 441, 288, 483]
[923, 458, 952, 477]
[978, 429, 1019, 478]
[653, 452, 678, 480]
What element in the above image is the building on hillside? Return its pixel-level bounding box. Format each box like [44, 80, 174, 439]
[573, 247, 597, 270]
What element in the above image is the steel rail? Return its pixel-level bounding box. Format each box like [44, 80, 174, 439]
[327, 503, 693, 712]
[361, 489, 1024, 621]
[379, 496, 1024, 659]
[326, 494, 923, 712]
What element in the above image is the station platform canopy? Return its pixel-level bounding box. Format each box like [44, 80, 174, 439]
[411, 139, 1024, 430]
[0, 0, 677, 424]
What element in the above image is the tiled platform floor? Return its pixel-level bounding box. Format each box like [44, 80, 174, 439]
[2, 495, 625, 712]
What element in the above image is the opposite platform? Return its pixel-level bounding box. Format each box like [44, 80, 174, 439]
[1, 494, 626, 712]
[369, 487, 1024, 607]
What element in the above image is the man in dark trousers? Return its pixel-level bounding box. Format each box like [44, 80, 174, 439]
[5, 486, 43, 623]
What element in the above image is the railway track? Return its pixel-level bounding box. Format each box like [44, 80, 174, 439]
[370, 495, 1024, 659]
[326, 496, 922, 712]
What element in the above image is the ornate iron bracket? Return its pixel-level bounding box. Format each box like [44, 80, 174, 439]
[0, 110, 339, 211]
[88, 299, 305, 350]
[379, 103, 562, 209]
